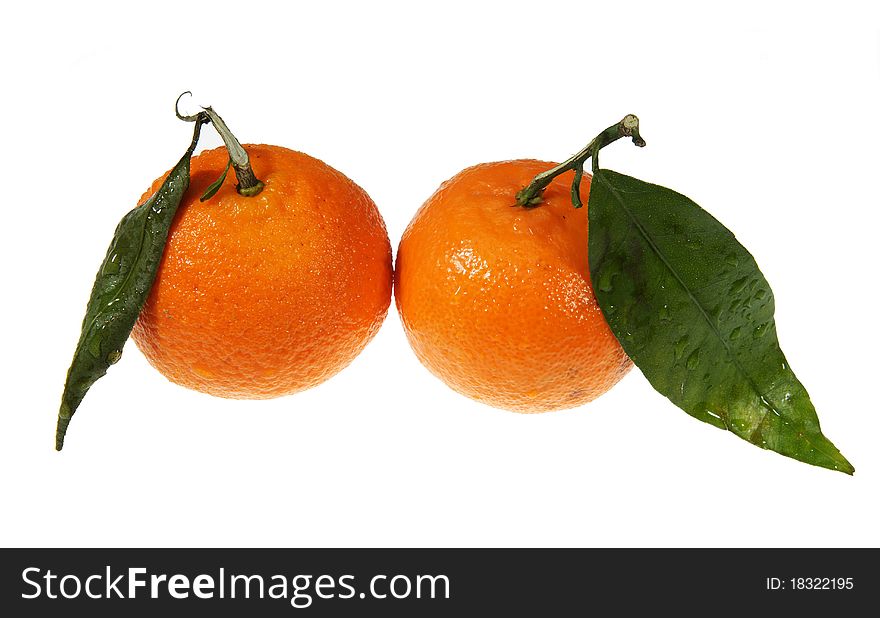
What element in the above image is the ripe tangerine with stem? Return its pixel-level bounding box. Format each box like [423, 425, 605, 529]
[394, 116, 645, 411]
[131, 102, 392, 398]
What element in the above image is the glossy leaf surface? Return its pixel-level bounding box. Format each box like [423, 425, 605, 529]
[56, 125, 202, 450]
[588, 169, 852, 473]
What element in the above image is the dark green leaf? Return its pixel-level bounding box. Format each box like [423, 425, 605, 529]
[56, 124, 203, 450]
[588, 169, 853, 474]
[200, 157, 232, 202]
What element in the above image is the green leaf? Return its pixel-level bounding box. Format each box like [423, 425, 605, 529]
[588, 169, 853, 474]
[56, 124, 203, 450]
[200, 157, 232, 202]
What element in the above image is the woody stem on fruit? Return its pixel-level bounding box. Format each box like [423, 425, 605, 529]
[515, 114, 646, 209]
[175, 92, 265, 197]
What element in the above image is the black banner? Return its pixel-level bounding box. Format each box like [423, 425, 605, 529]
[1, 548, 874, 615]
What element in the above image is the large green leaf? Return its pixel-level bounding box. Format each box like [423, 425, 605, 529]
[56, 120, 205, 450]
[588, 169, 853, 474]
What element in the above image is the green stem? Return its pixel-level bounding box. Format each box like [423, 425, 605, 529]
[515, 114, 646, 208]
[175, 92, 265, 197]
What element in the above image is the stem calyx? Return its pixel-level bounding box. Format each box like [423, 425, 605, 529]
[176, 92, 265, 198]
[515, 114, 646, 209]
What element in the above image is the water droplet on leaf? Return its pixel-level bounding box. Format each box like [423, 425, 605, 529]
[87, 337, 102, 358]
[674, 336, 688, 360]
[596, 270, 615, 292]
[730, 277, 749, 295]
[102, 253, 121, 275]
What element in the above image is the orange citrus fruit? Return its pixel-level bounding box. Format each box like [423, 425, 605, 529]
[394, 160, 631, 412]
[131, 144, 392, 398]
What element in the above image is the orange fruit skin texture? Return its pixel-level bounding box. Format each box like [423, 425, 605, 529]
[395, 160, 632, 412]
[131, 145, 392, 399]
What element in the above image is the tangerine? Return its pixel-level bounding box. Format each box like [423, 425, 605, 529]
[394, 160, 631, 412]
[132, 144, 392, 398]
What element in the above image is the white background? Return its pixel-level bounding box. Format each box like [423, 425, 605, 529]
[2, 1, 878, 548]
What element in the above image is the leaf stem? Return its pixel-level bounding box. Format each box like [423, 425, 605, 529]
[515, 114, 646, 208]
[175, 92, 265, 197]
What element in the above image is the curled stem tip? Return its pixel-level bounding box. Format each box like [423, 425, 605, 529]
[515, 114, 646, 208]
[175, 92, 264, 197]
[175, 91, 200, 122]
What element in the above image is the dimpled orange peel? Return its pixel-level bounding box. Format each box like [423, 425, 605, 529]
[131, 99, 392, 398]
[395, 159, 631, 412]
